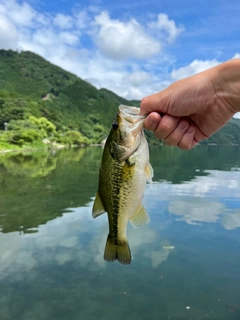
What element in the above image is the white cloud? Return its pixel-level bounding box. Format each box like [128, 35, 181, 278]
[74, 9, 91, 29]
[0, 1, 238, 101]
[122, 87, 145, 101]
[0, 1, 170, 99]
[59, 32, 79, 45]
[148, 13, 184, 43]
[53, 13, 73, 29]
[233, 112, 240, 119]
[171, 59, 220, 81]
[170, 54, 240, 83]
[170, 55, 240, 115]
[232, 53, 240, 59]
[128, 71, 151, 87]
[0, 14, 18, 49]
[93, 11, 161, 60]
[0, 0, 36, 27]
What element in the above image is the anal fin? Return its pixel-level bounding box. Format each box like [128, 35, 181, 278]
[130, 204, 150, 228]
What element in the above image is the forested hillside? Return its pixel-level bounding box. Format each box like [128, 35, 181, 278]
[0, 49, 134, 144]
[0, 49, 239, 150]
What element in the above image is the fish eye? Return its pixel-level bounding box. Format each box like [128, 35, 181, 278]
[112, 122, 118, 130]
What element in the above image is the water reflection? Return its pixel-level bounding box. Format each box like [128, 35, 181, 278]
[0, 145, 239, 234]
[0, 200, 175, 282]
[0, 146, 240, 320]
[150, 145, 240, 183]
[0, 147, 102, 233]
[145, 169, 240, 228]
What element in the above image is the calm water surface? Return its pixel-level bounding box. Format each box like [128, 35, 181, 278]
[0, 146, 240, 320]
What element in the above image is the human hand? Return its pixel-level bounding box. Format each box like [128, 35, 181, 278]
[140, 60, 240, 150]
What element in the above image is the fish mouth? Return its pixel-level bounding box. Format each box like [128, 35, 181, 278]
[110, 105, 145, 161]
[119, 105, 146, 124]
[118, 105, 146, 137]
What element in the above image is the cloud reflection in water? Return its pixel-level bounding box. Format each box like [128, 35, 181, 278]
[0, 201, 174, 280]
[144, 169, 240, 228]
[1, 168, 239, 281]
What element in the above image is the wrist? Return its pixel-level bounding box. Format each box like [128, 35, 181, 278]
[213, 59, 240, 113]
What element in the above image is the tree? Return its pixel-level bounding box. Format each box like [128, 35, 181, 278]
[29, 116, 56, 136]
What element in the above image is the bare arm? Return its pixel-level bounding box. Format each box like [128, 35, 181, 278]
[140, 59, 240, 150]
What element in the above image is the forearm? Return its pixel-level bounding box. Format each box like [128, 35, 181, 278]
[210, 59, 240, 113]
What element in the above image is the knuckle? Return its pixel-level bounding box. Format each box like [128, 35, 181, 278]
[140, 96, 148, 106]
[140, 97, 150, 112]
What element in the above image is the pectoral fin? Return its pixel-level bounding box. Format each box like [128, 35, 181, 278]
[130, 204, 150, 228]
[92, 191, 106, 218]
[145, 162, 154, 183]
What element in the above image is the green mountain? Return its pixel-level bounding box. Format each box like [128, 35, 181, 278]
[0, 49, 239, 147]
[0, 49, 136, 142]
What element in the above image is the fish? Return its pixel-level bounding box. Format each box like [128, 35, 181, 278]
[92, 105, 153, 265]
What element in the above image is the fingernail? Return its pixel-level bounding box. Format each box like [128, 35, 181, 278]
[149, 116, 159, 125]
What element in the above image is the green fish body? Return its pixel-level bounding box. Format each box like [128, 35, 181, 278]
[92, 105, 153, 264]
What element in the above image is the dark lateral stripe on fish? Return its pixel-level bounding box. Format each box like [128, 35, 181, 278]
[111, 162, 122, 245]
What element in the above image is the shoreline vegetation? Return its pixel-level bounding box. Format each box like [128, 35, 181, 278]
[0, 143, 65, 155]
[0, 49, 240, 150]
[0, 115, 93, 154]
[0, 140, 104, 155]
[1, 136, 240, 156]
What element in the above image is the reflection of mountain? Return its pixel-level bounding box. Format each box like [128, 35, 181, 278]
[0, 151, 58, 178]
[0, 147, 102, 233]
[1, 145, 240, 234]
[150, 145, 240, 184]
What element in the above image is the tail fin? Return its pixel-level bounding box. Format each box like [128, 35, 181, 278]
[104, 235, 131, 265]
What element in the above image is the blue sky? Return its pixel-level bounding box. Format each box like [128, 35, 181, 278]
[0, 0, 239, 104]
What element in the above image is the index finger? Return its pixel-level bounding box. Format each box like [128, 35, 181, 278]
[139, 92, 169, 116]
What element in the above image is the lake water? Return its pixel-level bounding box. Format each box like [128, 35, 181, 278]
[0, 146, 240, 320]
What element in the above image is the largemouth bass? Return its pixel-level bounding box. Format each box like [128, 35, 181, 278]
[92, 105, 153, 265]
